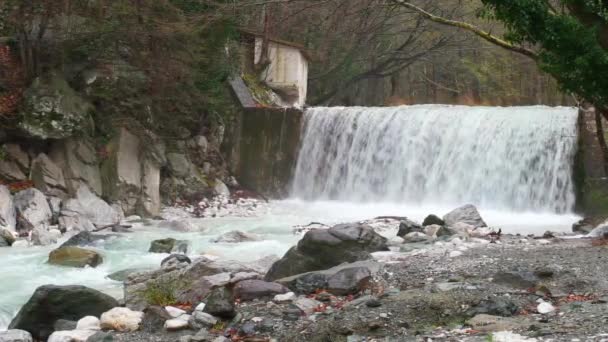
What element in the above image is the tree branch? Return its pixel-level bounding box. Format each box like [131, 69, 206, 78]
[390, 0, 539, 60]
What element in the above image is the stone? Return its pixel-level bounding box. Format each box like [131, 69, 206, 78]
[31, 226, 58, 246]
[588, 225, 608, 238]
[273, 292, 296, 303]
[161, 254, 192, 268]
[49, 138, 102, 197]
[4, 144, 29, 170]
[0, 159, 27, 182]
[13, 188, 52, 232]
[11, 239, 29, 248]
[62, 185, 120, 228]
[449, 222, 476, 235]
[397, 219, 423, 237]
[47, 330, 97, 342]
[60, 231, 109, 248]
[53, 320, 77, 332]
[467, 297, 519, 317]
[31, 153, 67, 196]
[422, 214, 445, 226]
[493, 271, 538, 289]
[8, 285, 118, 341]
[167, 153, 193, 178]
[158, 219, 197, 232]
[58, 214, 96, 232]
[0, 185, 16, 231]
[85, 332, 113, 342]
[203, 287, 235, 319]
[214, 179, 230, 197]
[211, 230, 261, 243]
[100, 307, 143, 332]
[76, 316, 101, 331]
[18, 72, 92, 139]
[277, 260, 382, 295]
[294, 297, 321, 315]
[403, 232, 429, 243]
[149, 238, 189, 254]
[107, 268, 149, 282]
[233, 280, 289, 301]
[165, 306, 186, 318]
[466, 314, 523, 333]
[443, 204, 487, 228]
[537, 301, 555, 314]
[0, 228, 16, 245]
[0, 330, 33, 342]
[140, 306, 172, 333]
[366, 299, 382, 308]
[48, 246, 103, 268]
[164, 314, 191, 331]
[265, 223, 388, 281]
[188, 311, 218, 330]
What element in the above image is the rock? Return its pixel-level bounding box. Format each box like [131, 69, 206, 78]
[13, 188, 52, 232]
[158, 219, 197, 232]
[0, 159, 26, 182]
[165, 306, 186, 318]
[449, 222, 476, 235]
[211, 230, 260, 243]
[493, 271, 538, 289]
[537, 301, 555, 314]
[140, 306, 171, 333]
[0, 228, 16, 245]
[76, 316, 101, 331]
[48, 246, 103, 268]
[161, 254, 192, 268]
[294, 297, 321, 315]
[277, 260, 382, 295]
[11, 239, 29, 248]
[403, 232, 429, 243]
[203, 287, 235, 319]
[47, 330, 97, 342]
[443, 204, 487, 228]
[85, 332, 113, 342]
[167, 153, 193, 178]
[0, 185, 16, 231]
[422, 214, 445, 226]
[31, 153, 67, 197]
[8, 285, 119, 341]
[265, 223, 388, 280]
[62, 185, 120, 228]
[4, 144, 29, 170]
[188, 311, 218, 330]
[18, 72, 92, 139]
[31, 226, 59, 246]
[61, 231, 109, 248]
[49, 138, 102, 197]
[273, 292, 296, 303]
[366, 299, 382, 308]
[396, 219, 423, 237]
[54, 320, 77, 332]
[233, 280, 289, 301]
[0, 330, 33, 342]
[588, 224, 608, 238]
[164, 314, 191, 331]
[468, 297, 519, 317]
[466, 314, 523, 333]
[107, 268, 149, 282]
[58, 214, 96, 232]
[214, 179, 230, 196]
[149, 238, 189, 254]
[100, 307, 144, 332]
[192, 135, 208, 154]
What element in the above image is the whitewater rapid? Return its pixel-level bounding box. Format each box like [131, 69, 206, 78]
[292, 105, 579, 213]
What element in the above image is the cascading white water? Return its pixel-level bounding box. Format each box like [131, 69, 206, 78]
[292, 105, 579, 213]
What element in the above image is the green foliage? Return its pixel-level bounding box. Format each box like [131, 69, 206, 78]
[144, 282, 177, 306]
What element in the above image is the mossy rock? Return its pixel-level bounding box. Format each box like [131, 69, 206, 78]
[48, 246, 103, 268]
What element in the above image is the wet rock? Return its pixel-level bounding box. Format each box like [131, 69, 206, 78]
[265, 223, 388, 280]
[203, 287, 235, 319]
[397, 219, 423, 237]
[100, 307, 143, 332]
[61, 231, 109, 248]
[0, 329, 33, 342]
[443, 204, 487, 228]
[161, 254, 192, 268]
[422, 214, 445, 226]
[62, 186, 121, 228]
[188, 311, 218, 330]
[14, 188, 52, 232]
[211, 230, 260, 243]
[8, 285, 118, 341]
[48, 246, 103, 268]
[149, 238, 189, 254]
[233, 280, 289, 301]
[0, 185, 16, 231]
[278, 260, 381, 295]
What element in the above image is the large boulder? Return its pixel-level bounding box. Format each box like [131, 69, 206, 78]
[31, 153, 67, 197]
[148, 238, 188, 254]
[203, 287, 235, 319]
[31, 227, 61, 246]
[18, 72, 93, 140]
[99, 307, 143, 332]
[62, 185, 120, 228]
[0, 159, 27, 182]
[422, 214, 445, 226]
[397, 219, 423, 237]
[265, 223, 388, 281]
[0, 330, 33, 342]
[0, 185, 16, 231]
[8, 285, 118, 341]
[48, 246, 103, 268]
[49, 138, 102, 196]
[13, 188, 52, 232]
[277, 260, 382, 295]
[233, 280, 289, 301]
[443, 204, 487, 228]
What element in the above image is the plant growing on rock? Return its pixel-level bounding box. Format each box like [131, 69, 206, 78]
[143, 282, 177, 307]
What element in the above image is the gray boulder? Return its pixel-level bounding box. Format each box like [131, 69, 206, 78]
[443, 204, 487, 228]
[265, 223, 388, 281]
[14, 188, 52, 232]
[62, 185, 120, 228]
[0, 159, 27, 182]
[233, 280, 289, 301]
[8, 285, 118, 341]
[422, 214, 445, 226]
[0, 329, 33, 342]
[161, 254, 192, 268]
[31, 227, 60, 246]
[49, 138, 103, 196]
[0, 228, 15, 246]
[277, 260, 382, 295]
[149, 238, 189, 254]
[4, 144, 29, 170]
[0, 185, 16, 231]
[203, 287, 235, 319]
[188, 311, 217, 330]
[397, 219, 423, 237]
[30, 153, 67, 197]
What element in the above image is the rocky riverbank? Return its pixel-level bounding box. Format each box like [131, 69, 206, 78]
[1, 204, 607, 341]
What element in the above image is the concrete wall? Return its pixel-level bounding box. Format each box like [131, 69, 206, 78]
[225, 107, 303, 198]
[575, 107, 608, 215]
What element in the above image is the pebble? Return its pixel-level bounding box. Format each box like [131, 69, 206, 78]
[366, 298, 382, 307]
[537, 301, 556, 314]
[273, 292, 296, 303]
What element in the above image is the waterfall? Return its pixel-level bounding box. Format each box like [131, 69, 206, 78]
[291, 105, 579, 213]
